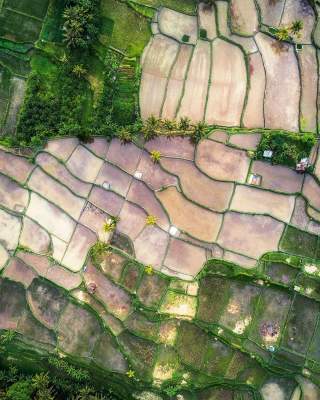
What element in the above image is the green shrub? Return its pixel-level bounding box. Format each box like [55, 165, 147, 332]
[200, 28, 207, 39]
[182, 34, 190, 43]
[190, 121, 208, 144]
[6, 380, 33, 400]
[112, 98, 135, 125]
[48, 356, 89, 382]
[256, 131, 316, 167]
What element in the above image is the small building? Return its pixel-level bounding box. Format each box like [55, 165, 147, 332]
[296, 157, 309, 174]
[263, 150, 273, 159]
[247, 173, 262, 186]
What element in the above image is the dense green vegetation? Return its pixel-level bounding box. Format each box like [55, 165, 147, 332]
[63, 0, 100, 49]
[136, 0, 196, 13]
[256, 130, 316, 167]
[0, 330, 118, 399]
[4, 0, 147, 147]
[100, 0, 151, 57]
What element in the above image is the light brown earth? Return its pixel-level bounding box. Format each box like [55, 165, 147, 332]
[0, 209, 21, 250]
[83, 262, 132, 320]
[45, 138, 78, 161]
[139, 1, 317, 136]
[177, 40, 210, 122]
[198, 2, 217, 40]
[134, 226, 169, 269]
[281, 0, 315, 44]
[158, 8, 198, 44]
[156, 186, 223, 242]
[107, 139, 142, 174]
[28, 167, 85, 220]
[303, 175, 320, 211]
[79, 202, 109, 241]
[297, 45, 318, 133]
[67, 145, 103, 182]
[218, 212, 285, 259]
[3, 258, 37, 288]
[164, 238, 207, 276]
[251, 161, 304, 194]
[36, 152, 92, 197]
[196, 140, 250, 183]
[256, 0, 285, 26]
[140, 35, 179, 119]
[95, 162, 132, 197]
[230, 0, 259, 36]
[206, 39, 247, 127]
[229, 133, 261, 150]
[84, 137, 109, 158]
[255, 33, 300, 132]
[89, 187, 124, 217]
[243, 53, 265, 129]
[144, 136, 194, 160]
[209, 130, 229, 143]
[161, 44, 193, 120]
[291, 197, 310, 231]
[230, 185, 295, 223]
[0, 136, 319, 278]
[0, 174, 29, 213]
[26, 193, 76, 242]
[136, 151, 178, 190]
[117, 201, 147, 241]
[127, 180, 170, 230]
[160, 157, 233, 211]
[0, 149, 34, 184]
[223, 251, 257, 269]
[62, 224, 97, 272]
[216, 1, 230, 36]
[20, 217, 50, 254]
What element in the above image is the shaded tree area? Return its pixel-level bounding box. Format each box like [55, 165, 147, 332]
[63, 0, 100, 49]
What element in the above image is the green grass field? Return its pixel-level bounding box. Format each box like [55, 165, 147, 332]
[4, 0, 49, 20]
[0, 8, 43, 43]
[40, 0, 65, 43]
[139, 0, 196, 14]
[100, 0, 151, 57]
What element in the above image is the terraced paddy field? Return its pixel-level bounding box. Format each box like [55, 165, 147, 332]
[140, 0, 319, 133]
[1, 0, 320, 399]
[0, 133, 320, 399]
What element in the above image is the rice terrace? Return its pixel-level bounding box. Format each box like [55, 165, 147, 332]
[1, 0, 320, 399]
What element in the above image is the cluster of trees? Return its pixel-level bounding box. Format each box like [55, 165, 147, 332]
[0, 368, 118, 400]
[0, 337, 119, 400]
[139, 115, 209, 143]
[274, 20, 304, 41]
[256, 131, 316, 167]
[63, 0, 100, 49]
[17, 61, 90, 147]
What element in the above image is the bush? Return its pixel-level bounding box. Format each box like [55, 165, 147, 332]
[182, 34, 190, 43]
[256, 131, 316, 167]
[200, 28, 207, 39]
[112, 98, 135, 126]
[6, 380, 33, 400]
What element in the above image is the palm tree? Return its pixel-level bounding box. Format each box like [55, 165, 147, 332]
[32, 373, 55, 400]
[163, 119, 176, 131]
[142, 115, 159, 141]
[179, 116, 191, 131]
[290, 20, 303, 36]
[275, 27, 290, 41]
[63, 7, 85, 48]
[72, 64, 87, 78]
[117, 127, 132, 143]
[190, 121, 208, 144]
